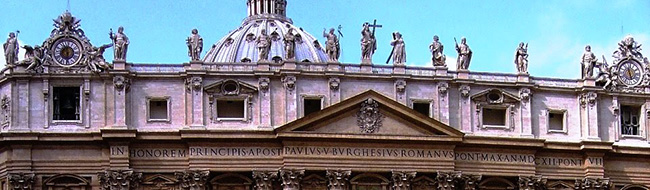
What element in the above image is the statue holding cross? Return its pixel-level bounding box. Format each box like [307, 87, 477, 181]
[361, 20, 381, 63]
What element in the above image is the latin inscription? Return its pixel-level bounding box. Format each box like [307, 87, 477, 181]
[283, 146, 454, 159]
[455, 152, 535, 164]
[189, 147, 282, 157]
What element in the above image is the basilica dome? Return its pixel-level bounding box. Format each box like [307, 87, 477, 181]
[203, 0, 328, 63]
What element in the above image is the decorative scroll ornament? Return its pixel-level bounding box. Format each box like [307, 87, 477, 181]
[329, 78, 340, 90]
[113, 76, 131, 92]
[185, 76, 203, 91]
[395, 79, 406, 93]
[579, 92, 597, 108]
[259, 77, 270, 92]
[519, 88, 531, 101]
[391, 171, 416, 190]
[252, 170, 278, 190]
[518, 176, 547, 190]
[326, 169, 351, 190]
[596, 36, 650, 92]
[356, 98, 384, 133]
[98, 170, 143, 190]
[460, 174, 482, 190]
[459, 85, 471, 98]
[280, 169, 305, 190]
[574, 178, 610, 190]
[9, 173, 35, 190]
[438, 82, 449, 95]
[436, 172, 461, 190]
[175, 170, 210, 190]
[282, 76, 296, 91]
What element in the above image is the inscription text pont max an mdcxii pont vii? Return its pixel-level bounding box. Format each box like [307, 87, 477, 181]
[110, 146, 603, 167]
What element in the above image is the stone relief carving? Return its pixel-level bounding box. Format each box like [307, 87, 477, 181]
[85, 44, 113, 73]
[459, 85, 471, 98]
[98, 170, 143, 190]
[1, 95, 11, 128]
[282, 76, 296, 91]
[357, 98, 384, 133]
[326, 169, 351, 190]
[259, 77, 270, 92]
[185, 76, 203, 91]
[579, 92, 597, 108]
[175, 170, 209, 190]
[518, 176, 547, 190]
[109, 26, 129, 61]
[455, 37, 472, 70]
[438, 82, 449, 95]
[280, 169, 305, 190]
[574, 178, 610, 190]
[459, 174, 482, 190]
[323, 28, 340, 62]
[389, 32, 406, 65]
[435, 172, 461, 190]
[519, 88, 531, 102]
[395, 79, 406, 93]
[9, 173, 35, 190]
[186, 29, 203, 61]
[595, 36, 650, 92]
[329, 78, 340, 90]
[113, 76, 131, 92]
[391, 171, 416, 190]
[252, 170, 278, 190]
[515, 42, 529, 74]
[430, 35, 446, 67]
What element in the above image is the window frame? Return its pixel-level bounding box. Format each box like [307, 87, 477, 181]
[214, 95, 250, 122]
[479, 104, 513, 130]
[619, 104, 645, 138]
[299, 94, 325, 118]
[51, 85, 83, 124]
[146, 96, 171, 122]
[546, 109, 567, 134]
[410, 98, 433, 117]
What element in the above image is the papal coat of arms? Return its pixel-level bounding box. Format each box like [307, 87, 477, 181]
[356, 98, 384, 133]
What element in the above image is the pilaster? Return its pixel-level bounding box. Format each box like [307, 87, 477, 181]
[584, 152, 605, 178]
[259, 77, 272, 128]
[391, 171, 416, 190]
[326, 169, 351, 190]
[280, 169, 305, 190]
[580, 92, 600, 140]
[186, 76, 204, 128]
[436, 82, 450, 125]
[395, 79, 407, 105]
[112, 75, 130, 128]
[520, 88, 533, 137]
[329, 78, 341, 105]
[12, 79, 29, 131]
[283, 76, 297, 122]
[459, 84, 472, 132]
[109, 142, 130, 169]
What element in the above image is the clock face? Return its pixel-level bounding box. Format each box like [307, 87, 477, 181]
[617, 60, 643, 86]
[53, 38, 82, 66]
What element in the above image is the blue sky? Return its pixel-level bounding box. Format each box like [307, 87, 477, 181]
[1, 0, 649, 79]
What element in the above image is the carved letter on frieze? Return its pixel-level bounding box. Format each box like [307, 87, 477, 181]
[326, 169, 351, 190]
[438, 82, 449, 95]
[518, 176, 547, 190]
[282, 76, 296, 91]
[185, 76, 203, 92]
[98, 170, 143, 190]
[259, 78, 270, 92]
[575, 178, 610, 190]
[9, 173, 34, 190]
[113, 76, 131, 92]
[459, 174, 482, 190]
[357, 98, 384, 133]
[280, 169, 305, 190]
[436, 172, 461, 190]
[392, 171, 416, 190]
[579, 92, 597, 108]
[175, 170, 210, 190]
[460, 85, 471, 98]
[519, 88, 531, 102]
[395, 79, 407, 93]
[329, 78, 340, 90]
[253, 170, 278, 190]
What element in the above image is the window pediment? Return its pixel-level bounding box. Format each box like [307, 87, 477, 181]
[471, 88, 520, 104]
[204, 79, 258, 96]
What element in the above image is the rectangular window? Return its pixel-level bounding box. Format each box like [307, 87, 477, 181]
[412, 102, 431, 117]
[621, 105, 641, 136]
[53, 87, 80, 121]
[548, 110, 566, 132]
[483, 107, 506, 126]
[303, 98, 322, 117]
[217, 99, 245, 119]
[147, 98, 170, 121]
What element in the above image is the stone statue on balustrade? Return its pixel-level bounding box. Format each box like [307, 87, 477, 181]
[283, 28, 296, 60]
[109, 26, 129, 61]
[581, 45, 598, 79]
[186, 29, 203, 61]
[256, 29, 271, 62]
[2, 32, 19, 73]
[361, 22, 376, 63]
[515, 42, 528, 74]
[389, 31, 406, 65]
[455, 37, 472, 70]
[323, 28, 340, 62]
[429, 35, 446, 67]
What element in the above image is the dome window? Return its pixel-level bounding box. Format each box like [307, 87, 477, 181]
[224, 38, 235, 47]
[301, 59, 311, 63]
[245, 33, 255, 42]
[313, 40, 322, 50]
[241, 58, 252, 63]
[271, 31, 280, 41]
[272, 56, 283, 63]
[295, 34, 303, 44]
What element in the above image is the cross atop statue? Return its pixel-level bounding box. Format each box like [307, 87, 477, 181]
[369, 19, 382, 37]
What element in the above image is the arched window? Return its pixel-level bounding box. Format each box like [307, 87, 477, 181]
[210, 173, 253, 190]
[43, 174, 91, 190]
[479, 177, 516, 190]
[621, 184, 649, 190]
[350, 173, 389, 190]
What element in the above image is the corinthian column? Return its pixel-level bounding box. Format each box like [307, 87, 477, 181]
[280, 169, 305, 190]
[175, 170, 210, 190]
[326, 169, 351, 190]
[436, 171, 461, 190]
[9, 173, 34, 190]
[253, 170, 278, 190]
[392, 171, 416, 190]
[98, 169, 143, 190]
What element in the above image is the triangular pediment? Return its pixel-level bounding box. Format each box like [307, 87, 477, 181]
[204, 79, 258, 95]
[276, 90, 463, 142]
